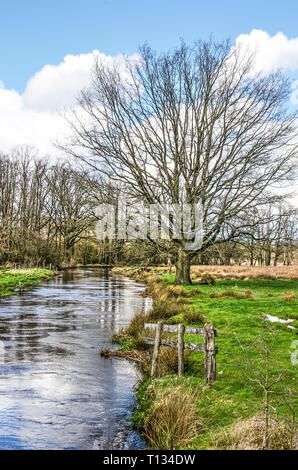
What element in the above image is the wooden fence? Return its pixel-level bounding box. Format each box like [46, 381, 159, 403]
[142, 322, 217, 384]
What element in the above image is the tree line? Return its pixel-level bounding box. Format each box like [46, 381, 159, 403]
[0, 147, 96, 267]
[0, 146, 296, 269]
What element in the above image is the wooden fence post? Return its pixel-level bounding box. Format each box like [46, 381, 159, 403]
[177, 323, 185, 376]
[204, 323, 216, 384]
[151, 322, 163, 378]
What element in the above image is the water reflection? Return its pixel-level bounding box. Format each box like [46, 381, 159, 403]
[0, 269, 151, 449]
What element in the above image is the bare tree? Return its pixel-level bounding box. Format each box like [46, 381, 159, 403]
[45, 163, 96, 261]
[235, 325, 296, 449]
[61, 40, 298, 282]
[235, 203, 297, 266]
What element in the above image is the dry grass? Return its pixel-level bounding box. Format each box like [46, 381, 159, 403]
[158, 292, 192, 304]
[8, 268, 41, 275]
[107, 333, 192, 377]
[147, 284, 193, 303]
[210, 289, 254, 299]
[99, 346, 151, 364]
[124, 311, 147, 338]
[188, 265, 298, 281]
[164, 285, 190, 298]
[157, 347, 193, 377]
[281, 291, 297, 301]
[113, 264, 298, 281]
[134, 271, 164, 284]
[144, 274, 164, 284]
[182, 308, 205, 325]
[138, 281, 194, 322]
[195, 273, 216, 285]
[216, 414, 297, 450]
[147, 298, 190, 321]
[140, 285, 162, 301]
[156, 347, 179, 376]
[143, 382, 203, 449]
[173, 296, 193, 304]
[189, 288, 204, 295]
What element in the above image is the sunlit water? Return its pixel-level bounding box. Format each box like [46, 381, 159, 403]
[0, 269, 151, 450]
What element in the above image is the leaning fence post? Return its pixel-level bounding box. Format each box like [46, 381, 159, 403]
[204, 323, 216, 384]
[177, 323, 185, 376]
[151, 322, 163, 378]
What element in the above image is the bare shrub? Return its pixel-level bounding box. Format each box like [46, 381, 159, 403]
[235, 325, 295, 449]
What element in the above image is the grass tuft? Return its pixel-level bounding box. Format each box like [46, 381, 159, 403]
[281, 291, 296, 301]
[147, 299, 191, 321]
[143, 382, 204, 449]
[210, 289, 254, 299]
[125, 311, 147, 338]
[183, 308, 205, 325]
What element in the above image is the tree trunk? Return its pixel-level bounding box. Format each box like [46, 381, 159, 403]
[167, 255, 172, 274]
[175, 248, 192, 285]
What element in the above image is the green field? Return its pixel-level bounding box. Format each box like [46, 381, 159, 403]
[0, 268, 54, 296]
[128, 274, 298, 449]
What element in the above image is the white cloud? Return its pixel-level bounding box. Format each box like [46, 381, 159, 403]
[22, 51, 139, 113]
[0, 31, 297, 199]
[0, 50, 138, 155]
[236, 29, 298, 74]
[23, 53, 94, 112]
[0, 87, 65, 155]
[234, 30, 298, 207]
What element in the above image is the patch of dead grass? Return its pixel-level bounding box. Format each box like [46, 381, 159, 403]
[189, 265, 298, 281]
[216, 414, 297, 450]
[281, 291, 297, 301]
[210, 289, 254, 299]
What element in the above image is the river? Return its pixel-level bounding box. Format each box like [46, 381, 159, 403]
[0, 268, 151, 450]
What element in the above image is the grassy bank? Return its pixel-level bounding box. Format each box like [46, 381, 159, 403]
[0, 268, 54, 296]
[111, 266, 298, 450]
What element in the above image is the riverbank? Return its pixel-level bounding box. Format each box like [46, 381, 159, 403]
[110, 266, 298, 450]
[0, 268, 54, 296]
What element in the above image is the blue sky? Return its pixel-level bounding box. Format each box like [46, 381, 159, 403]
[1, 0, 298, 92]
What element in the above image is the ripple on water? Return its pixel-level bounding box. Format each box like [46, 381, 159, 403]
[0, 269, 151, 450]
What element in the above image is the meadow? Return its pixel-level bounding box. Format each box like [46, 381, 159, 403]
[0, 268, 54, 296]
[112, 265, 298, 450]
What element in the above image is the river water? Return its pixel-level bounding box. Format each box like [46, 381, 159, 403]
[0, 268, 151, 450]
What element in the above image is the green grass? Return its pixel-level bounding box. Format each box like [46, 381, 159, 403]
[0, 268, 53, 296]
[133, 275, 298, 449]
